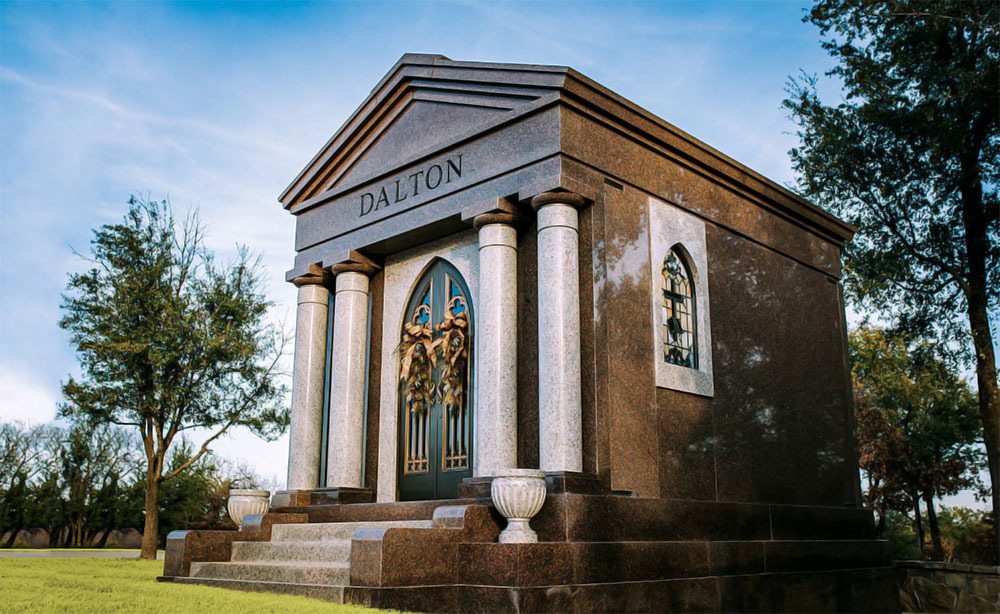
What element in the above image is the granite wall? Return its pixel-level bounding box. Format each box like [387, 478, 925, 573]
[897, 561, 999, 613]
[587, 177, 861, 507]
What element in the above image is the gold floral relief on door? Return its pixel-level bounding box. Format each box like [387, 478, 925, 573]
[397, 260, 473, 500]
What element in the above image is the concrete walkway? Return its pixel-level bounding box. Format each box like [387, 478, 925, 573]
[0, 550, 164, 559]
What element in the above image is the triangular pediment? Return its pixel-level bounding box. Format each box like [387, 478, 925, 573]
[280, 54, 855, 252]
[336, 97, 512, 188]
[280, 54, 569, 210]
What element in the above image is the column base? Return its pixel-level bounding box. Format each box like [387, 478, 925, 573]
[271, 487, 375, 509]
[458, 472, 610, 498]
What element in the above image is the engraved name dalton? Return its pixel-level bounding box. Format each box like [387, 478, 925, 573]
[359, 154, 463, 217]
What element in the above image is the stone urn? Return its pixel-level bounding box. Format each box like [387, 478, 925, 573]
[227, 489, 270, 527]
[491, 469, 547, 543]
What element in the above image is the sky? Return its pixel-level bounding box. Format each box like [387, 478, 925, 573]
[0, 1, 988, 505]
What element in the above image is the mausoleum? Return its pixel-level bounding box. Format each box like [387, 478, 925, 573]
[162, 54, 900, 612]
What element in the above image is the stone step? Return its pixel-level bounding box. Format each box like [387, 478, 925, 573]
[230, 540, 352, 563]
[189, 560, 350, 585]
[172, 576, 346, 603]
[270, 519, 434, 542]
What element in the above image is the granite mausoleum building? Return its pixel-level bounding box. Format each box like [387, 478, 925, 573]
[161, 55, 900, 612]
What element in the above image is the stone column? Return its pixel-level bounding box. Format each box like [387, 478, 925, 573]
[286, 267, 331, 491]
[474, 212, 519, 477]
[531, 192, 586, 473]
[326, 265, 375, 489]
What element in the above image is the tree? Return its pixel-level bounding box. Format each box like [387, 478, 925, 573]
[88, 468, 132, 548]
[936, 506, 998, 564]
[32, 466, 68, 547]
[785, 0, 999, 551]
[59, 424, 136, 547]
[0, 422, 62, 547]
[0, 422, 62, 490]
[851, 326, 987, 559]
[59, 196, 289, 558]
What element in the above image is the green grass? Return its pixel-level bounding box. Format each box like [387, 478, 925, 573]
[0, 546, 148, 556]
[0, 557, 389, 614]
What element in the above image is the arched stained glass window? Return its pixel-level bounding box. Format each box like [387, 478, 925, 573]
[662, 247, 697, 369]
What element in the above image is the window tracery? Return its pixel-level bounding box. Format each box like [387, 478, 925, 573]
[662, 247, 697, 369]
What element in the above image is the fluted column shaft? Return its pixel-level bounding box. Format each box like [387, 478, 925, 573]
[326, 270, 371, 488]
[532, 192, 585, 473]
[474, 215, 519, 476]
[286, 278, 330, 490]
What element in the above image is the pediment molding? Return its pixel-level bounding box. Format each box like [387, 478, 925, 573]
[281, 54, 855, 249]
[280, 55, 569, 211]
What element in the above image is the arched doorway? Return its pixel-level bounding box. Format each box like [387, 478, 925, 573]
[397, 259, 474, 500]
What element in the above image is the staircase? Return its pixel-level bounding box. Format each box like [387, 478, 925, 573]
[172, 519, 434, 602]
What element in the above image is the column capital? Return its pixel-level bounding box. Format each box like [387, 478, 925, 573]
[292, 263, 333, 287]
[331, 249, 381, 278]
[530, 191, 587, 211]
[462, 195, 526, 230]
[472, 211, 518, 230]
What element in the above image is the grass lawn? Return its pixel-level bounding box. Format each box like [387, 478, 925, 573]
[0, 548, 146, 557]
[0, 557, 390, 614]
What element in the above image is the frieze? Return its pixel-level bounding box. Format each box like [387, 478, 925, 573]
[292, 108, 560, 257]
[360, 154, 464, 218]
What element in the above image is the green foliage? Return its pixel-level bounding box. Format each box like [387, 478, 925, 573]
[127, 440, 262, 543]
[937, 506, 999, 564]
[0, 558, 382, 614]
[882, 507, 997, 564]
[59, 424, 137, 547]
[0, 421, 264, 548]
[852, 326, 986, 502]
[57, 195, 289, 556]
[883, 509, 921, 561]
[850, 325, 987, 559]
[853, 326, 986, 501]
[788, 0, 999, 558]
[0, 472, 31, 547]
[785, 1, 999, 343]
[59, 196, 289, 446]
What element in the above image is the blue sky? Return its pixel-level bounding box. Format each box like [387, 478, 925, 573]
[4, 1, 981, 502]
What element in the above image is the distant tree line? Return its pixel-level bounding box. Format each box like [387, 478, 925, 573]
[851, 325, 995, 564]
[0, 421, 263, 548]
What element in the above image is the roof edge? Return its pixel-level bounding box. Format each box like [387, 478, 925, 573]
[278, 54, 856, 244]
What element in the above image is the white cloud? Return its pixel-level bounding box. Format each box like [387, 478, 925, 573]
[183, 428, 290, 491]
[0, 366, 59, 425]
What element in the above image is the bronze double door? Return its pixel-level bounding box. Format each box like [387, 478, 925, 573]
[397, 259, 474, 500]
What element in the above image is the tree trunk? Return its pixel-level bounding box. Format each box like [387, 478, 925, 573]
[875, 508, 886, 538]
[924, 493, 943, 561]
[140, 471, 160, 560]
[913, 499, 926, 558]
[94, 528, 110, 549]
[966, 294, 999, 563]
[2, 525, 22, 548]
[959, 111, 999, 564]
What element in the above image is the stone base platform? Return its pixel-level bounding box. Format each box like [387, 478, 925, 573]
[160, 488, 900, 613]
[345, 566, 900, 613]
[270, 486, 375, 508]
[166, 566, 899, 613]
